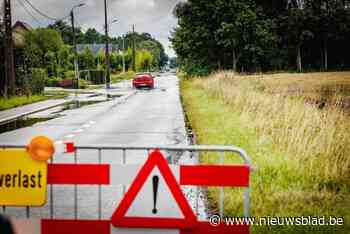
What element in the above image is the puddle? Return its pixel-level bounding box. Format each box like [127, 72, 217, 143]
[0, 117, 54, 134]
[55, 96, 122, 112]
[59, 100, 109, 111]
[0, 97, 123, 134]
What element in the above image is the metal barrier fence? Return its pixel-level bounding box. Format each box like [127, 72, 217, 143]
[0, 144, 252, 222]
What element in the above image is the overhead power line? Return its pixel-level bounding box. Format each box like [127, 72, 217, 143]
[17, 0, 43, 27]
[1, 1, 4, 19]
[22, 0, 70, 21]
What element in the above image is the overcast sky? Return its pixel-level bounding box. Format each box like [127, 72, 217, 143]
[11, 0, 182, 57]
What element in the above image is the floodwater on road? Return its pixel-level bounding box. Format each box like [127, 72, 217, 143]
[0, 75, 209, 226]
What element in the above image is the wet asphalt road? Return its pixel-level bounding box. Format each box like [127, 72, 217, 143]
[0, 74, 190, 220]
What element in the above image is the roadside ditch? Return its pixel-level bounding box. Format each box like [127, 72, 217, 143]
[177, 90, 211, 220]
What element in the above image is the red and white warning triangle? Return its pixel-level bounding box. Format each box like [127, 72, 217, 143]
[111, 150, 198, 229]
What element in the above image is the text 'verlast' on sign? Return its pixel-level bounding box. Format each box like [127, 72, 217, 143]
[0, 149, 47, 206]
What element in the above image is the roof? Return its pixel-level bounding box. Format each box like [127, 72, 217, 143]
[13, 21, 32, 31]
[77, 44, 121, 55]
[12, 21, 32, 48]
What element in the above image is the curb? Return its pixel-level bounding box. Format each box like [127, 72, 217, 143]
[0, 100, 68, 126]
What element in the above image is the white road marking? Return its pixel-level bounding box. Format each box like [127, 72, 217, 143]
[73, 129, 84, 133]
[64, 134, 75, 138]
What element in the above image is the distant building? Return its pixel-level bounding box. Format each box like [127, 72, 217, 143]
[0, 21, 32, 48]
[12, 21, 32, 48]
[77, 44, 121, 55]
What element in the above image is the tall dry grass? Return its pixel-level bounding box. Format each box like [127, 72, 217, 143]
[192, 71, 350, 188]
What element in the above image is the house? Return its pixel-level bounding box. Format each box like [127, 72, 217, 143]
[12, 21, 32, 48]
[0, 20, 32, 48]
[77, 44, 121, 55]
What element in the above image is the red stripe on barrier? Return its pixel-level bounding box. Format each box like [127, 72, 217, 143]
[180, 165, 249, 187]
[41, 219, 110, 234]
[40, 220, 248, 234]
[47, 164, 110, 185]
[180, 221, 249, 234]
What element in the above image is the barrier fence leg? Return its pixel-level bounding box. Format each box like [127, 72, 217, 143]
[98, 149, 102, 220]
[74, 150, 78, 220]
[122, 149, 126, 195]
[26, 206, 30, 218]
[219, 152, 225, 218]
[244, 187, 250, 218]
[50, 157, 54, 219]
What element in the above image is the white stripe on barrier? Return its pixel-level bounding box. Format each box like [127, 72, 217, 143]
[110, 164, 179, 185]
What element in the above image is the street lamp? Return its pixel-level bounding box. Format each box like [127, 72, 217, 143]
[108, 19, 118, 26]
[122, 34, 125, 73]
[104, 18, 118, 89]
[70, 3, 85, 91]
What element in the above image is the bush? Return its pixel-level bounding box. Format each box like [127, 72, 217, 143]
[89, 70, 105, 84]
[45, 77, 62, 87]
[64, 70, 76, 79]
[79, 70, 89, 80]
[78, 79, 91, 89]
[30, 68, 46, 94]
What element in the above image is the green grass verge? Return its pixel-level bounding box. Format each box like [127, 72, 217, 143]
[181, 78, 349, 234]
[0, 95, 48, 111]
[111, 71, 135, 83]
[0, 90, 69, 111]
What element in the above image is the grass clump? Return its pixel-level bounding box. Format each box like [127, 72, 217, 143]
[0, 95, 48, 111]
[181, 71, 350, 233]
[111, 71, 135, 83]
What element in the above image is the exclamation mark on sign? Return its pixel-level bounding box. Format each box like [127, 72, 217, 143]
[152, 175, 159, 214]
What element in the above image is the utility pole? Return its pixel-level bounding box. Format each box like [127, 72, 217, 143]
[4, 0, 15, 97]
[70, 10, 79, 90]
[70, 3, 85, 91]
[132, 24, 136, 72]
[122, 35, 125, 73]
[104, 0, 110, 89]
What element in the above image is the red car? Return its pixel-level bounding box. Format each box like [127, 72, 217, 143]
[132, 73, 154, 89]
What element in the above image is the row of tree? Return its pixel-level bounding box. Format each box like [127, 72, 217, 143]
[171, 0, 350, 75]
[0, 20, 168, 96]
[25, 21, 168, 76]
[48, 20, 169, 68]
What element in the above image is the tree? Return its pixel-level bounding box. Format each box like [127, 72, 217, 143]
[78, 47, 95, 70]
[58, 45, 74, 72]
[48, 20, 84, 45]
[171, 0, 276, 74]
[84, 28, 104, 44]
[171, 0, 350, 73]
[24, 28, 64, 73]
[139, 40, 161, 68]
[169, 57, 178, 68]
[136, 50, 154, 71]
[0, 27, 5, 95]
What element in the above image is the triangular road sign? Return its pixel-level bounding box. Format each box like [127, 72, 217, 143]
[111, 150, 198, 229]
